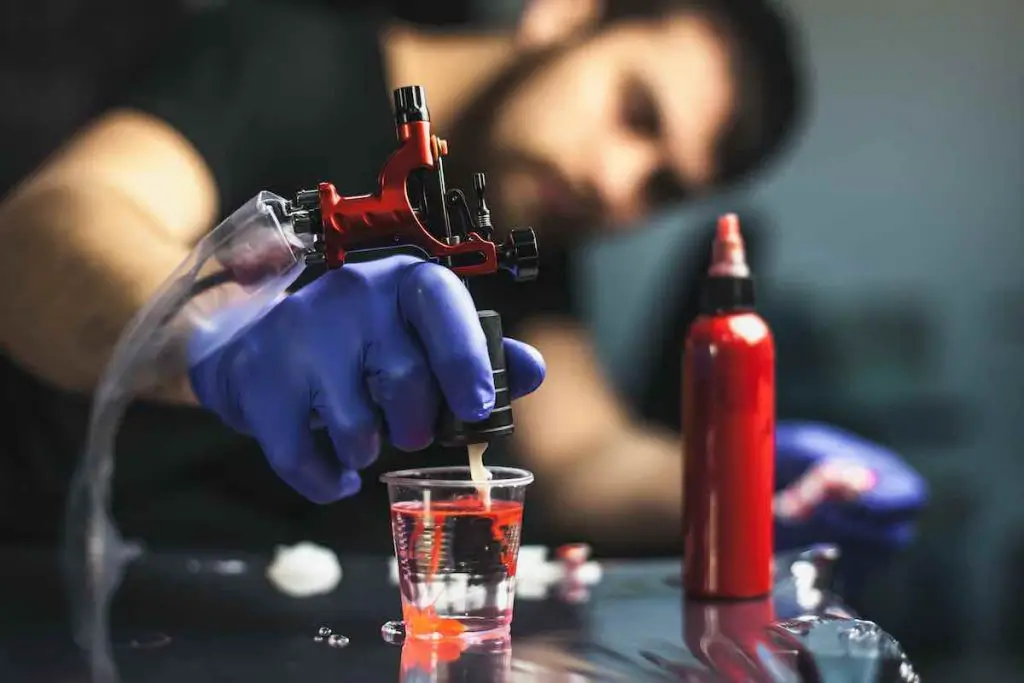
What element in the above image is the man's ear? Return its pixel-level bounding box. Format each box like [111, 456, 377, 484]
[515, 0, 604, 49]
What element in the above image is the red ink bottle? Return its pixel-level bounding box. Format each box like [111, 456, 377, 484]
[683, 213, 775, 600]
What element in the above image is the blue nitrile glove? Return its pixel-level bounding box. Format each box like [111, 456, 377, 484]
[773, 421, 928, 553]
[188, 255, 546, 503]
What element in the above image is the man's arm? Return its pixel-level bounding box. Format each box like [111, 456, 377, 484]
[513, 317, 683, 549]
[0, 109, 218, 399]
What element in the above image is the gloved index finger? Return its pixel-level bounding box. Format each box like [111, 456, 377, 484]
[397, 262, 495, 423]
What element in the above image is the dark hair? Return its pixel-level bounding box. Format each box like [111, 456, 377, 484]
[603, 0, 807, 187]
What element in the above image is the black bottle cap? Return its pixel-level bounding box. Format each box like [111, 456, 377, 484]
[437, 310, 514, 447]
[700, 215, 756, 314]
[700, 274, 757, 315]
[699, 276, 756, 314]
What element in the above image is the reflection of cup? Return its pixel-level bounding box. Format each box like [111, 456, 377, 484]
[400, 635, 512, 682]
[684, 597, 806, 683]
[381, 466, 533, 639]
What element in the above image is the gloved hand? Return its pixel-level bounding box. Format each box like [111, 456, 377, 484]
[773, 421, 928, 553]
[188, 255, 546, 503]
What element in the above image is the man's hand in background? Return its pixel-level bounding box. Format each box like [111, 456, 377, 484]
[0, 110, 218, 399]
[773, 421, 928, 552]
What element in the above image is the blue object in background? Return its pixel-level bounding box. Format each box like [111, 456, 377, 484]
[774, 421, 928, 601]
[775, 421, 927, 550]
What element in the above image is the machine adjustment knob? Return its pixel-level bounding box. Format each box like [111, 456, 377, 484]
[499, 228, 539, 282]
[294, 188, 320, 210]
[393, 85, 429, 125]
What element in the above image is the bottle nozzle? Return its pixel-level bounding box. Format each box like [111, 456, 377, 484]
[709, 213, 750, 278]
[717, 213, 741, 242]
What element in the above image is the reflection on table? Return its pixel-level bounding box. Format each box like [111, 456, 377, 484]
[0, 545, 917, 682]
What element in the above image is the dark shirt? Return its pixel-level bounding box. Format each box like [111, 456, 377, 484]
[0, 0, 579, 554]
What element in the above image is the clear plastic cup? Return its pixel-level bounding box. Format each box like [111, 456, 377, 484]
[381, 466, 534, 639]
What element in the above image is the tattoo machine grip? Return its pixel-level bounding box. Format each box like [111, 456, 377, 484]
[437, 309, 513, 447]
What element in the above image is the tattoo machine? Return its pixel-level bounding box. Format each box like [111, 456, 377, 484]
[284, 85, 540, 449]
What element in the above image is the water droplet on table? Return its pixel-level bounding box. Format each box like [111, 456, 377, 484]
[314, 625, 332, 642]
[326, 634, 349, 648]
[381, 620, 406, 645]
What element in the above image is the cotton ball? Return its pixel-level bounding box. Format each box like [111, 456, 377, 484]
[266, 542, 343, 598]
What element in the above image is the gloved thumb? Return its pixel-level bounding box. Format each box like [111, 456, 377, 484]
[504, 338, 546, 399]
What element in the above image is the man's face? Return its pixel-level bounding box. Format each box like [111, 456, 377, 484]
[450, 13, 737, 246]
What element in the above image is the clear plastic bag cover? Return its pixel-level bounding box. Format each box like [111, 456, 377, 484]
[62, 192, 311, 682]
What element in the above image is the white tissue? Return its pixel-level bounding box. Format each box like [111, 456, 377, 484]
[266, 542, 343, 598]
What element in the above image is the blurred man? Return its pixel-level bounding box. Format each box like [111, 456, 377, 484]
[0, 0, 810, 551]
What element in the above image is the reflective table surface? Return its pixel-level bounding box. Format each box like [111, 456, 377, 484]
[0, 545, 919, 682]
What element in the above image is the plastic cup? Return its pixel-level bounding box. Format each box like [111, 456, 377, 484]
[381, 466, 534, 639]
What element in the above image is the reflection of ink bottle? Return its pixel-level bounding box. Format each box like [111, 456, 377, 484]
[684, 597, 781, 682]
[683, 214, 775, 600]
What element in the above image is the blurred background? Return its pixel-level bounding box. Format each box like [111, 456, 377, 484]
[1, 0, 1021, 680]
[588, 0, 1024, 677]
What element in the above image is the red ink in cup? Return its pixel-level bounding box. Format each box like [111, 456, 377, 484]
[381, 466, 533, 638]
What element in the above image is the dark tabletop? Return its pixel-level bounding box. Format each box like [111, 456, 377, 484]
[0, 544, 919, 682]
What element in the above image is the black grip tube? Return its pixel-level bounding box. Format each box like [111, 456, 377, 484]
[437, 310, 513, 447]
